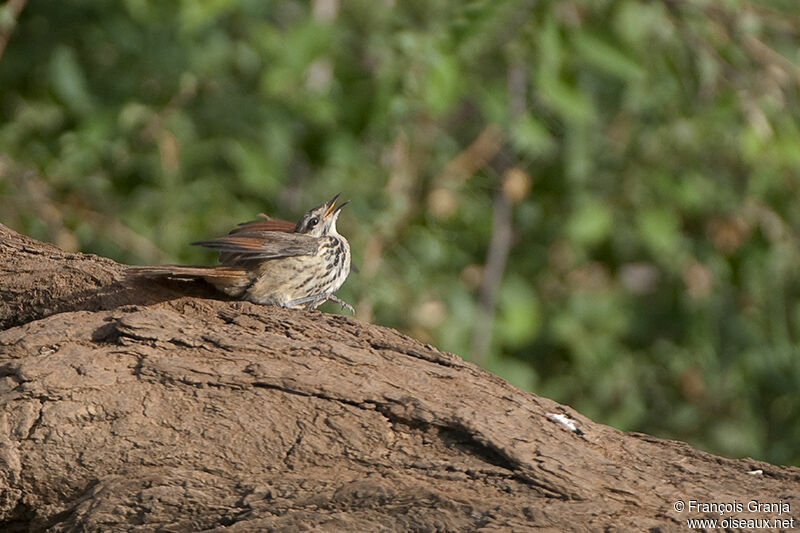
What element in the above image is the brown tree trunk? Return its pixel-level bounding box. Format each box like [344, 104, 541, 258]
[1, 223, 798, 532]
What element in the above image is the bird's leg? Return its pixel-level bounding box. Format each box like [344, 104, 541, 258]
[326, 295, 355, 314]
[285, 294, 327, 308]
[285, 294, 354, 314]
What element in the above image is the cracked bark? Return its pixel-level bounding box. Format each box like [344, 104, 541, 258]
[0, 222, 798, 532]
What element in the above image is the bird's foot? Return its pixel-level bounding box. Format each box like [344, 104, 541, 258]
[326, 295, 355, 314]
[285, 294, 354, 314]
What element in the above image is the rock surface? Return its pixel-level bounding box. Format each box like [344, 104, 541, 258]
[1, 223, 798, 531]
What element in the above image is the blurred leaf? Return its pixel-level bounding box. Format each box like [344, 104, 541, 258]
[572, 32, 645, 82]
[566, 200, 613, 247]
[637, 208, 682, 260]
[537, 73, 596, 125]
[49, 46, 94, 115]
[422, 43, 461, 115]
[510, 114, 555, 157]
[496, 276, 541, 349]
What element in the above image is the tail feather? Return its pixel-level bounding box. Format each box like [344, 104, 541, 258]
[126, 265, 248, 281]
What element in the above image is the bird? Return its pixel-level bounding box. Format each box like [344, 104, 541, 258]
[127, 194, 353, 312]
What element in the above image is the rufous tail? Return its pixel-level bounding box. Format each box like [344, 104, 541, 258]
[126, 265, 248, 281]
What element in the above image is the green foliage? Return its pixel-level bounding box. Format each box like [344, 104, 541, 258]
[2, 0, 800, 465]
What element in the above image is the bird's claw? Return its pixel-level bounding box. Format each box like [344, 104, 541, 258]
[285, 294, 354, 314]
[326, 295, 355, 314]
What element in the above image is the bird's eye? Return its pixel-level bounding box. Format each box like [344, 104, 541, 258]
[308, 217, 319, 228]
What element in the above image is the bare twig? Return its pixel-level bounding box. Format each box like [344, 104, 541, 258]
[470, 186, 513, 365]
[742, 34, 800, 88]
[469, 62, 526, 365]
[432, 124, 503, 187]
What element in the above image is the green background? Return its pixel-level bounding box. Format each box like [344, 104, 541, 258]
[2, 0, 799, 465]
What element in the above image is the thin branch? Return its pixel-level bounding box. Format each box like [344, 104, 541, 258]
[432, 124, 503, 187]
[470, 187, 513, 365]
[469, 61, 526, 365]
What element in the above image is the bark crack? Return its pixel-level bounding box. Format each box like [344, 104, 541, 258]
[24, 403, 45, 441]
[368, 340, 462, 368]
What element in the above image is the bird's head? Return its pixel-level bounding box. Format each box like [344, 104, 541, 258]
[295, 194, 347, 237]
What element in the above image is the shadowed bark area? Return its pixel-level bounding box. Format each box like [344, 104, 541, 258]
[1, 223, 798, 532]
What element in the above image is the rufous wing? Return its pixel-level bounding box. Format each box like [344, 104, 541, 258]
[192, 231, 319, 262]
[229, 214, 296, 235]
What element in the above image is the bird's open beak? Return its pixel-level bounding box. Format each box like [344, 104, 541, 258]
[323, 193, 347, 218]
